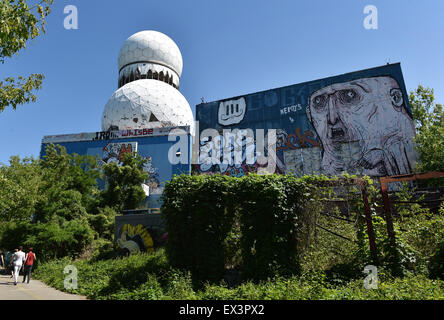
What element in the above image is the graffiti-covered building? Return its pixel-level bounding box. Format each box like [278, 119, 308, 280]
[40, 30, 194, 254]
[40, 28, 417, 254]
[194, 63, 417, 178]
[40, 126, 192, 210]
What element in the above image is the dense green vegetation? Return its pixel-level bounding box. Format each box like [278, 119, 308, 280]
[162, 174, 350, 283]
[2, 84, 443, 299]
[0, 0, 54, 111]
[0, 144, 148, 260]
[32, 173, 444, 300]
[33, 245, 444, 300]
[409, 85, 444, 172]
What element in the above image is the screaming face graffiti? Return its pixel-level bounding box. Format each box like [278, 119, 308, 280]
[307, 76, 416, 176]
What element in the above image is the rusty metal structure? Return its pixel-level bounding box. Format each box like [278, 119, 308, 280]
[379, 171, 444, 246]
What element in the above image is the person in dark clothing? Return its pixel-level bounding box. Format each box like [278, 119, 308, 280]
[22, 247, 37, 284]
[0, 250, 4, 274]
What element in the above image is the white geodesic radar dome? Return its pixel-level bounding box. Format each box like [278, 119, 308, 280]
[102, 79, 194, 131]
[118, 30, 183, 77]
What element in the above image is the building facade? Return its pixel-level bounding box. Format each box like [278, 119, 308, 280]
[40, 30, 417, 254]
[194, 63, 416, 179]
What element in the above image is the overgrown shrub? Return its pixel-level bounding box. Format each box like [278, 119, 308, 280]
[429, 241, 444, 280]
[35, 251, 444, 300]
[162, 174, 237, 285]
[236, 174, 320, 281]
[162, 174, 324, 283]
[87, 206, 118, 241]
[0, 219, 94, 261]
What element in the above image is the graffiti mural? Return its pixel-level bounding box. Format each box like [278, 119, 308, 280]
[42, 126, 190, 144]
[114, 214, 167, 255]
[218, 97, 247, 126]
[98, 142, 163, 194]
[116, 224, 154, 254]
[195, 63, 417, 178]
[306, 76, 416, 177]
[276, 128, 320, 150]
[101, 142, 137, 164]
[196, 129, 283, 176]
[142, 156, 163, 194]
[41, 130, 192, 211]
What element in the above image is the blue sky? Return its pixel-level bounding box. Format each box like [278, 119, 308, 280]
[0, 0, 443, 165]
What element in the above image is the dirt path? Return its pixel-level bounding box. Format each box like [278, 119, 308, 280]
[0, 274, 87, 300]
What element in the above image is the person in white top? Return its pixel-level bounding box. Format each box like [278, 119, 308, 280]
[12, 246, 26, 285]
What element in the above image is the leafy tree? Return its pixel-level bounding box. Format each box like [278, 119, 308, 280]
[36, 144, 102, 222]
[409, 85, 444, 172]
[0, 219, 95, 260]
[87, 206, 118, 241]
[0, 0, 54, 111]
[101, 152, 149, 212]
[0, 156, 41, 221]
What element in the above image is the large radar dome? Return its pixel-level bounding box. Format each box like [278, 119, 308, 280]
[102, 79, 194, 131]
[103, 30, 193, 132]
[118, 30, 183, 89]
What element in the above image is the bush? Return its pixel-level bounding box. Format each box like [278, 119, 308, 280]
[87, 206, 117, 241]
[34, 249, 185, 299]
[162, 174, 237, 284]
[162, 174, 324, 283]
[429, 241, 444, 280]
[236, 175, 319, 281]
[33, 241, 444, 300]
[0, 219, 94, 262]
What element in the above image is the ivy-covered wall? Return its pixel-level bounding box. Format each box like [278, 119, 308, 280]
[161, 174, 328, 282]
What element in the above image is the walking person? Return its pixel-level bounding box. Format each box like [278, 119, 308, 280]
[9, 249, 17, 278]
[12, 246, 26, 285]
[0, 250, 4, 274]
[22, 248, 36, 284]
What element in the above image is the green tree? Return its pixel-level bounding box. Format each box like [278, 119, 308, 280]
[0, 0, 53, 111]
[0, 156, 41, 221]
[409, 85, 444, 172]
[36, 144, 102, 223]
[101, 152, 149, 212]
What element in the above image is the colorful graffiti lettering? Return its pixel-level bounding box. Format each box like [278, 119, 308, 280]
[94, 128, 155, 140]
[43, 126, 189, 144]
[102, 142, 137, 164]
[92, 131, 119, 141]
[225, 163, 265, 177]
[121, 128, 154, 137]
[276, 128, 320, 151]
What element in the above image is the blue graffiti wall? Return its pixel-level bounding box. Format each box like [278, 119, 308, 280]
[195, 63, 416, 178]
[40, 128, 191, 209]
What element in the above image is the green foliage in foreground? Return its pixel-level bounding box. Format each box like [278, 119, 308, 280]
[33, 250, 444, 300]
[409, 85, 444, 172]
[162, 174, 345, 283]
[0, 0, 54, 111]
[0, 144, 148, 261]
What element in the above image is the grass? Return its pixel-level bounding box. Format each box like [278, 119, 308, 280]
[33, 249, 444, 300]
[33, 197, 444, 300]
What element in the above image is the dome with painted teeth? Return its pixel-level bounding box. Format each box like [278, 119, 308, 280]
[102, 30, 194, 132]
[117, 30, 183, 89]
